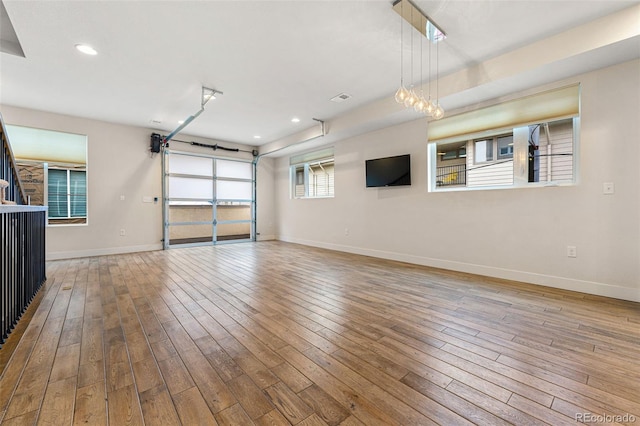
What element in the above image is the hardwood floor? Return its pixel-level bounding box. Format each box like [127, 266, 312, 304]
[1, 241, 638, 425]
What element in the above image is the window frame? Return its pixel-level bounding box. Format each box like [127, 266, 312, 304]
[47, 166, 87, 224]
[441, 147, 466, 161]
[473, 138, 495, 164]
[497, 135, 514, 159]
[5, 124, 88, 226]
[472, 133, 514, 164]
[428, 85, 580, 193]
[290, 149, 335, 199]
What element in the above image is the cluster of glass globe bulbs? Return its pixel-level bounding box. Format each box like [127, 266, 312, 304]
[395, 86, 443, 119]
[393, 11, 445, 120]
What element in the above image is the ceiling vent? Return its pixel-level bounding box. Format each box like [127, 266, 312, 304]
[330, 93, 352, 103]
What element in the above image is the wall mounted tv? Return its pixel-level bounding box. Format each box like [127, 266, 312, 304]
[365, 154, 411, 188]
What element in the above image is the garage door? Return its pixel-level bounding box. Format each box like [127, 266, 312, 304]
[163, 149, 255, 248]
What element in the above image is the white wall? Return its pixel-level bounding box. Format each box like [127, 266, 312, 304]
[256, 156, 276, 241]
[0, 106, 276, 258]
[274, 60, 640, 302]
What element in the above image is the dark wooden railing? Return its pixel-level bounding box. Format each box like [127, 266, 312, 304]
[1, 113, 47, 347]
[1, 113, 27, 205]
[1, 206, 47, 346]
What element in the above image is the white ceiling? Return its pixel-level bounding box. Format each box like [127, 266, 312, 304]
[1, 0, 638, 154]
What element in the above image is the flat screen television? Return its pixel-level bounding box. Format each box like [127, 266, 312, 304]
[365, 154, 411, 188]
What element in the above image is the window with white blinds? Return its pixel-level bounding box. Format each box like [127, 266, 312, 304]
[48, 168, 87, 219]
[290, 148, 334, 199]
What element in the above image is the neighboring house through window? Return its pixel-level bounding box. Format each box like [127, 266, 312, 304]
[429, 84, 579, 191]
[290, 148, 335, 198]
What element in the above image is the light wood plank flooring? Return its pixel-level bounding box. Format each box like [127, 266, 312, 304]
[1, 241, 639, 425]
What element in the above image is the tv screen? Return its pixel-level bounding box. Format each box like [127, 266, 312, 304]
[365, 154, 411, 188]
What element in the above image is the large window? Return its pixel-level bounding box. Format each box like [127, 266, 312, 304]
[429, 85, 579, 191]
[6, 125, 88, 225]
[290, 148, 334, 198]
[48, 168, 87, 220]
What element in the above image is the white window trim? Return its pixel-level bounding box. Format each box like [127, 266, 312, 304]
[290, 148, 335, 199]
[46, 166, 88, 225]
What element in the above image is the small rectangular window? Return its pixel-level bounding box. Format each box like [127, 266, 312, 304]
[290, 148, 334, 199]
[497, 135, 514, 159]
[474, 139, 493, 163]
[442, 150, 458, 160]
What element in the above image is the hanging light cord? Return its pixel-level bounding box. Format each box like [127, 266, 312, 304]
[399, 0, 403, 87]
[436, 38, 439, 105]
[420, 24, 424, 97]
[428, 32, 432, 101]
[409, 7, 413, 89]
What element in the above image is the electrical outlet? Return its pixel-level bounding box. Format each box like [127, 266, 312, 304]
[567, 245, 577, 258]
[120, 195, 125, 201]
[345, 228, 350, 236]
[120, 229, 126, 236]
[603, 182, 615, 195]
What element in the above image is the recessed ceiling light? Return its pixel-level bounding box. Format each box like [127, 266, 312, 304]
[178, 120, 184, 124]
[75, 44, 97, 55]
[291, 117, 300, 123]
[253, 135, 261, 139]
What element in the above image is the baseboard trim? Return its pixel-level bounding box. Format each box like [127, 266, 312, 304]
[277, 236, 640, 303]
[47, 243, 163, 260]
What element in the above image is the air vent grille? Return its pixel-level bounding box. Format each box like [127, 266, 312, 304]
[330, 93, 352, 103]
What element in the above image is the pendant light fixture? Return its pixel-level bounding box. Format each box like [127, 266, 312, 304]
[392, 0, 446, 119]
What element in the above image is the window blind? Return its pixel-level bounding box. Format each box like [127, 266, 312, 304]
[47, 169, 68, 218]
[428, 84, 580, 143]
[290, 147, 334, 166]
[47, 169, 86, 218]
[69, 170, 87, 217]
